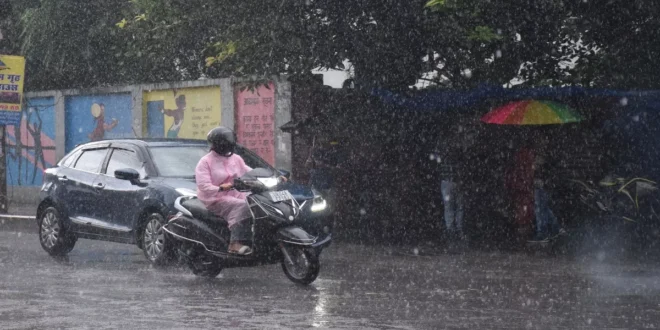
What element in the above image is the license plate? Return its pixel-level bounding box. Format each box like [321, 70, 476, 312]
[269, 190, 292, 202]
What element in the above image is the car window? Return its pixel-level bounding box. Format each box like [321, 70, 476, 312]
[149, 146, 209, 178]
[149, 145, 273, 178]
[236, 147, 272, 170]
[73, 148, 108, 173]
[61, 149, 82, 168]
[105, 148, 146, 178]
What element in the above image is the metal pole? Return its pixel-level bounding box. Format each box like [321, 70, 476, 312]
[0, 125, 7, 214]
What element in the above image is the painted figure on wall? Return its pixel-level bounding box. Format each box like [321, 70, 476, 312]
[161, 94, 186, 138]
[88, 103, 118, 141]
[7, 119, 24, 185]
[26, 110, 46, 182]
[5, 99, 57, 186]
[144, 87, 220, 140]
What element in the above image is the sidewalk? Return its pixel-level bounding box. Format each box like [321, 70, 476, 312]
[0, 205, 37, 232]
[6, 205, 37, 217]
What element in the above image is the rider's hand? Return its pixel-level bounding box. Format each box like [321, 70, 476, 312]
[219, 183, 233, 191]
[279, 176, 288, 183]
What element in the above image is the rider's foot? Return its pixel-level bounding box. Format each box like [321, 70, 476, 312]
[228, 242, 252, 255]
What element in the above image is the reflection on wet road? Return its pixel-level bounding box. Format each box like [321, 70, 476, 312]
[2, 231, 660, 329]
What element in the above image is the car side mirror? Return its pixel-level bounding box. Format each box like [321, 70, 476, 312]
[278, 168, 291, 179]
[115, 168, 140, 183]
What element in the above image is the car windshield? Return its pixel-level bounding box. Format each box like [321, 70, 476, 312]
[149, 145, 273, 178]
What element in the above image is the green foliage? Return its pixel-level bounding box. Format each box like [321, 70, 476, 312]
[4, 0, 660, 91]
[425, 0, 446, 8]
[11, 0, 132, 90]
[467, 26, 502, 42]
[205, 41, 238, 67]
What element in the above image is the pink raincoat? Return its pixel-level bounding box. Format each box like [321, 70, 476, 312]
[195, 152, 253, 228]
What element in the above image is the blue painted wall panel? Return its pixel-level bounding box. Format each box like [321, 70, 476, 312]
[5, 97, 56, 186]
[65, 94, 133, 152]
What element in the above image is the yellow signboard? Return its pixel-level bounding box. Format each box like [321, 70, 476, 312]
[0, 55, 25, 124]
[143, 87, 222, 140]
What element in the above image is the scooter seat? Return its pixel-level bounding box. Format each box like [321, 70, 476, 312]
[181, 198, 227, 225]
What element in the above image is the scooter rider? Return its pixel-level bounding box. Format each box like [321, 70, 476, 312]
[195, 126, 287, 255]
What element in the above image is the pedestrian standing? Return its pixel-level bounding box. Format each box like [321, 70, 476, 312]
[436, 123, 476, 245]
[529, 153, 565, 243]
[440, 158, 465, 242]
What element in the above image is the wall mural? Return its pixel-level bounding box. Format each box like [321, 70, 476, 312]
[235, 83, 276, 165]
[65, 94, 133, 152]
[5, 97, 56, 186]
[144, 87, 221, 140]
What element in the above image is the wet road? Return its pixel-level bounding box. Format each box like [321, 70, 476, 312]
[2, 230, 660, 329]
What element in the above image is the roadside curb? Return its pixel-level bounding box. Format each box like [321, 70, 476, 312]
[0, 214, 36, 232]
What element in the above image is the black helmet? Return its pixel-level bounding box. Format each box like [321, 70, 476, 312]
[207, 126, 236, 156]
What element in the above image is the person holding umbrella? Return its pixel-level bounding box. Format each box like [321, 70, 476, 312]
[504, 144, 536, 239]
[482, 100, 581, 242]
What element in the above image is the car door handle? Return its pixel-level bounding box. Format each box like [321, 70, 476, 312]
[94, 183, 105, 189]
[58, 176, 68, 182]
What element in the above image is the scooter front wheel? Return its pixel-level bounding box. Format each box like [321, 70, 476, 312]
[281, 246, 320, 285]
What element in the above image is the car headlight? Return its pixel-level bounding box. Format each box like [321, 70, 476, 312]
[311, 196, 327, 212]
[257, 177, 279, 188]
[175, 188, 197, 197]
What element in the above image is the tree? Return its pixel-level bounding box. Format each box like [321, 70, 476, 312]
[7, 0, 660, 91]
[0, 0, 34, 55]
[120, 0, 586, 90]
[118, 0, 349, 85]
[571, 0, 660, 89]
[421, 0, 591, 88]
[14, 0, 132, 90]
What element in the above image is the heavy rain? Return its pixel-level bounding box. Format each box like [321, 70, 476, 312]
[2, 1, 660, 329]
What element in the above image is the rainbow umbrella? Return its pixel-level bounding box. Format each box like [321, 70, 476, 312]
[481, 100, 582, 125]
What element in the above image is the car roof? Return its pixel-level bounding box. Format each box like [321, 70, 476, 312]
[75, 138, 208, 149]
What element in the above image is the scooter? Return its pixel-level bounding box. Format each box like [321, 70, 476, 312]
[162, 168, 331, 285]
[570, 175, 659, 224]
[566, 174, 660, 249]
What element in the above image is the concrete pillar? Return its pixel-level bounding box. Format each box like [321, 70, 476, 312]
[220, 78, 234, 129]
[54, 90, 66, 161]
[274, 78, 292, 172]
[0, 125, 6, 213]
[131, 85, 143, 138]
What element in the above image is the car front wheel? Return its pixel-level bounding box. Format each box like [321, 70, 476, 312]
[141, 213, 174, 266]
[38, 206, 77, 256]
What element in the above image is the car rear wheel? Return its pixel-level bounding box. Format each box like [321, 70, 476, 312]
[38, 207, 77, 256]
[141, 213, 174, 266]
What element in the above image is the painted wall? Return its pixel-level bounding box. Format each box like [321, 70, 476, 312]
[65, 94, 134, 152]
[143, 87, 221, 140]
[235, 83, 276, 165]
[4, 78, 292, 207]
[5, 97, 56, 186]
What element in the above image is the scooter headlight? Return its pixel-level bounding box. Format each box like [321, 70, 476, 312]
[311, 196, 327, 212]
[257, 177, 279, 188]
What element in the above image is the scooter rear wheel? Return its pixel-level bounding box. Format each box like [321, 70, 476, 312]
[189, 256, 223, 278]
[281, 247, 320, 285]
